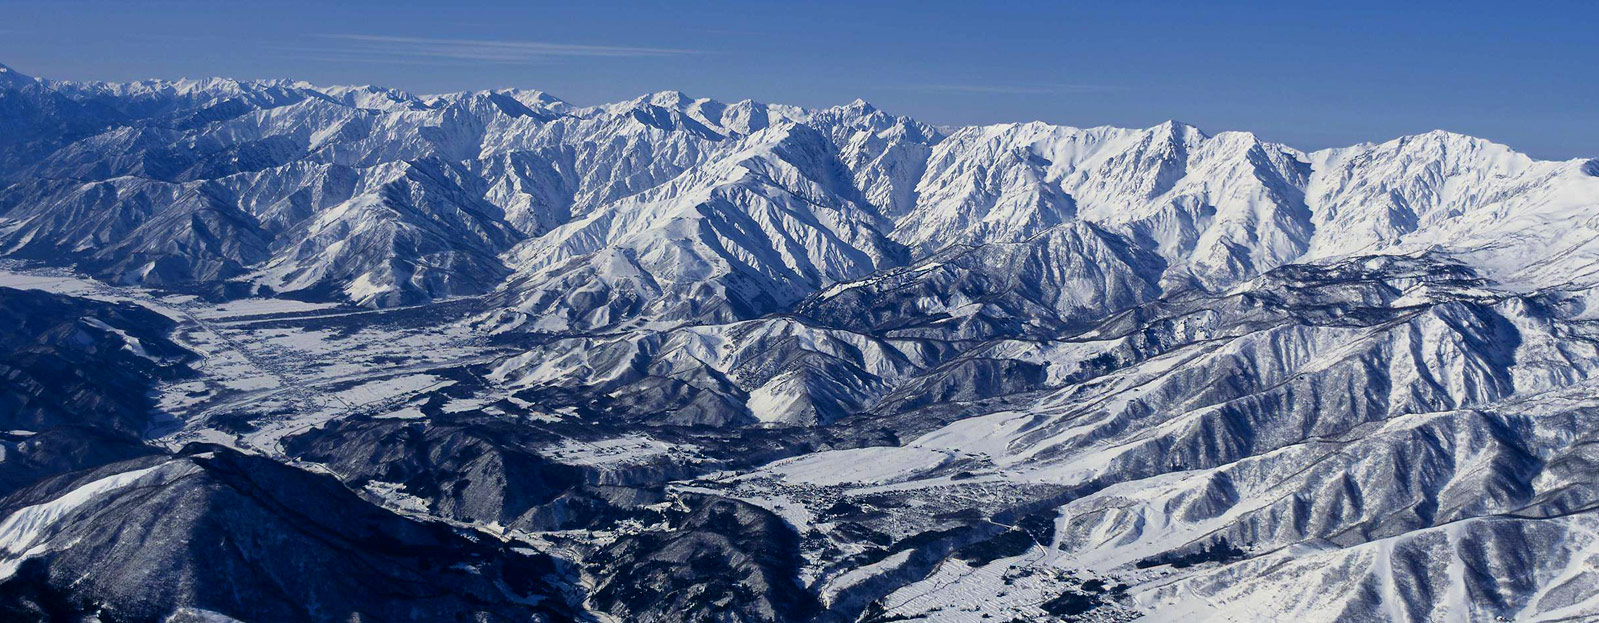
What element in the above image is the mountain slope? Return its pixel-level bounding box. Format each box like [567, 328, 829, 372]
[491, 122, 903, 331]
[0, 446, 576, 623]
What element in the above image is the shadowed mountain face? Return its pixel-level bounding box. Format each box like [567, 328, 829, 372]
[1, 65, 1598, 623]
[587, 495, 821, 623]
[0, 286, 192, 435]
[0, 446, 577, 623]
[0, 286, 187, 496]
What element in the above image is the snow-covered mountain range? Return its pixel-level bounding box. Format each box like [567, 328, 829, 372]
[1, 63, 1597, 622]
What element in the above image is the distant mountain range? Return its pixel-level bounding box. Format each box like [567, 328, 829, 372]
[2, 64, 1598, 622]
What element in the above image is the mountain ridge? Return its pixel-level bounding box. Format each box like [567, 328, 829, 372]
[7, 62, 1594, 327]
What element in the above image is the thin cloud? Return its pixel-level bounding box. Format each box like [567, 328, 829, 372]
[903, 83, 1123, 95]
[309, 34, 702, 64]
[274, 49, 487, 68]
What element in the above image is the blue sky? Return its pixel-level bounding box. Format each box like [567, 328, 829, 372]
[2, 0, 1595, 158]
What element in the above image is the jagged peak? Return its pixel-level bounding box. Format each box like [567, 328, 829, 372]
[808, 98, 885, 124]
[1304, 128, 1575, 168]
[590, 89, 724, 120]
[1399, 128, 1508, 150]
[1147, 119, 1208, 141]
[1207, 129, 1262, 143]
[1368, 128, 1534, 169]
[721, 98, 776, 116]
[955, 120, 1096, 140]
[645, 89, 691, 105]
[844, 98, 877, 112]
[635, 89, 719, 111]
[0, 62, 35, 87]
[1417, 128, 1478, 140]
[1205, 129, 1308, 156]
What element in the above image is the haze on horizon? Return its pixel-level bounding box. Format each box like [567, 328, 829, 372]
[2, 0, 1595, 159]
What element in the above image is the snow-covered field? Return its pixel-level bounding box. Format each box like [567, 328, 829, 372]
[0, 263, 510, 453]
